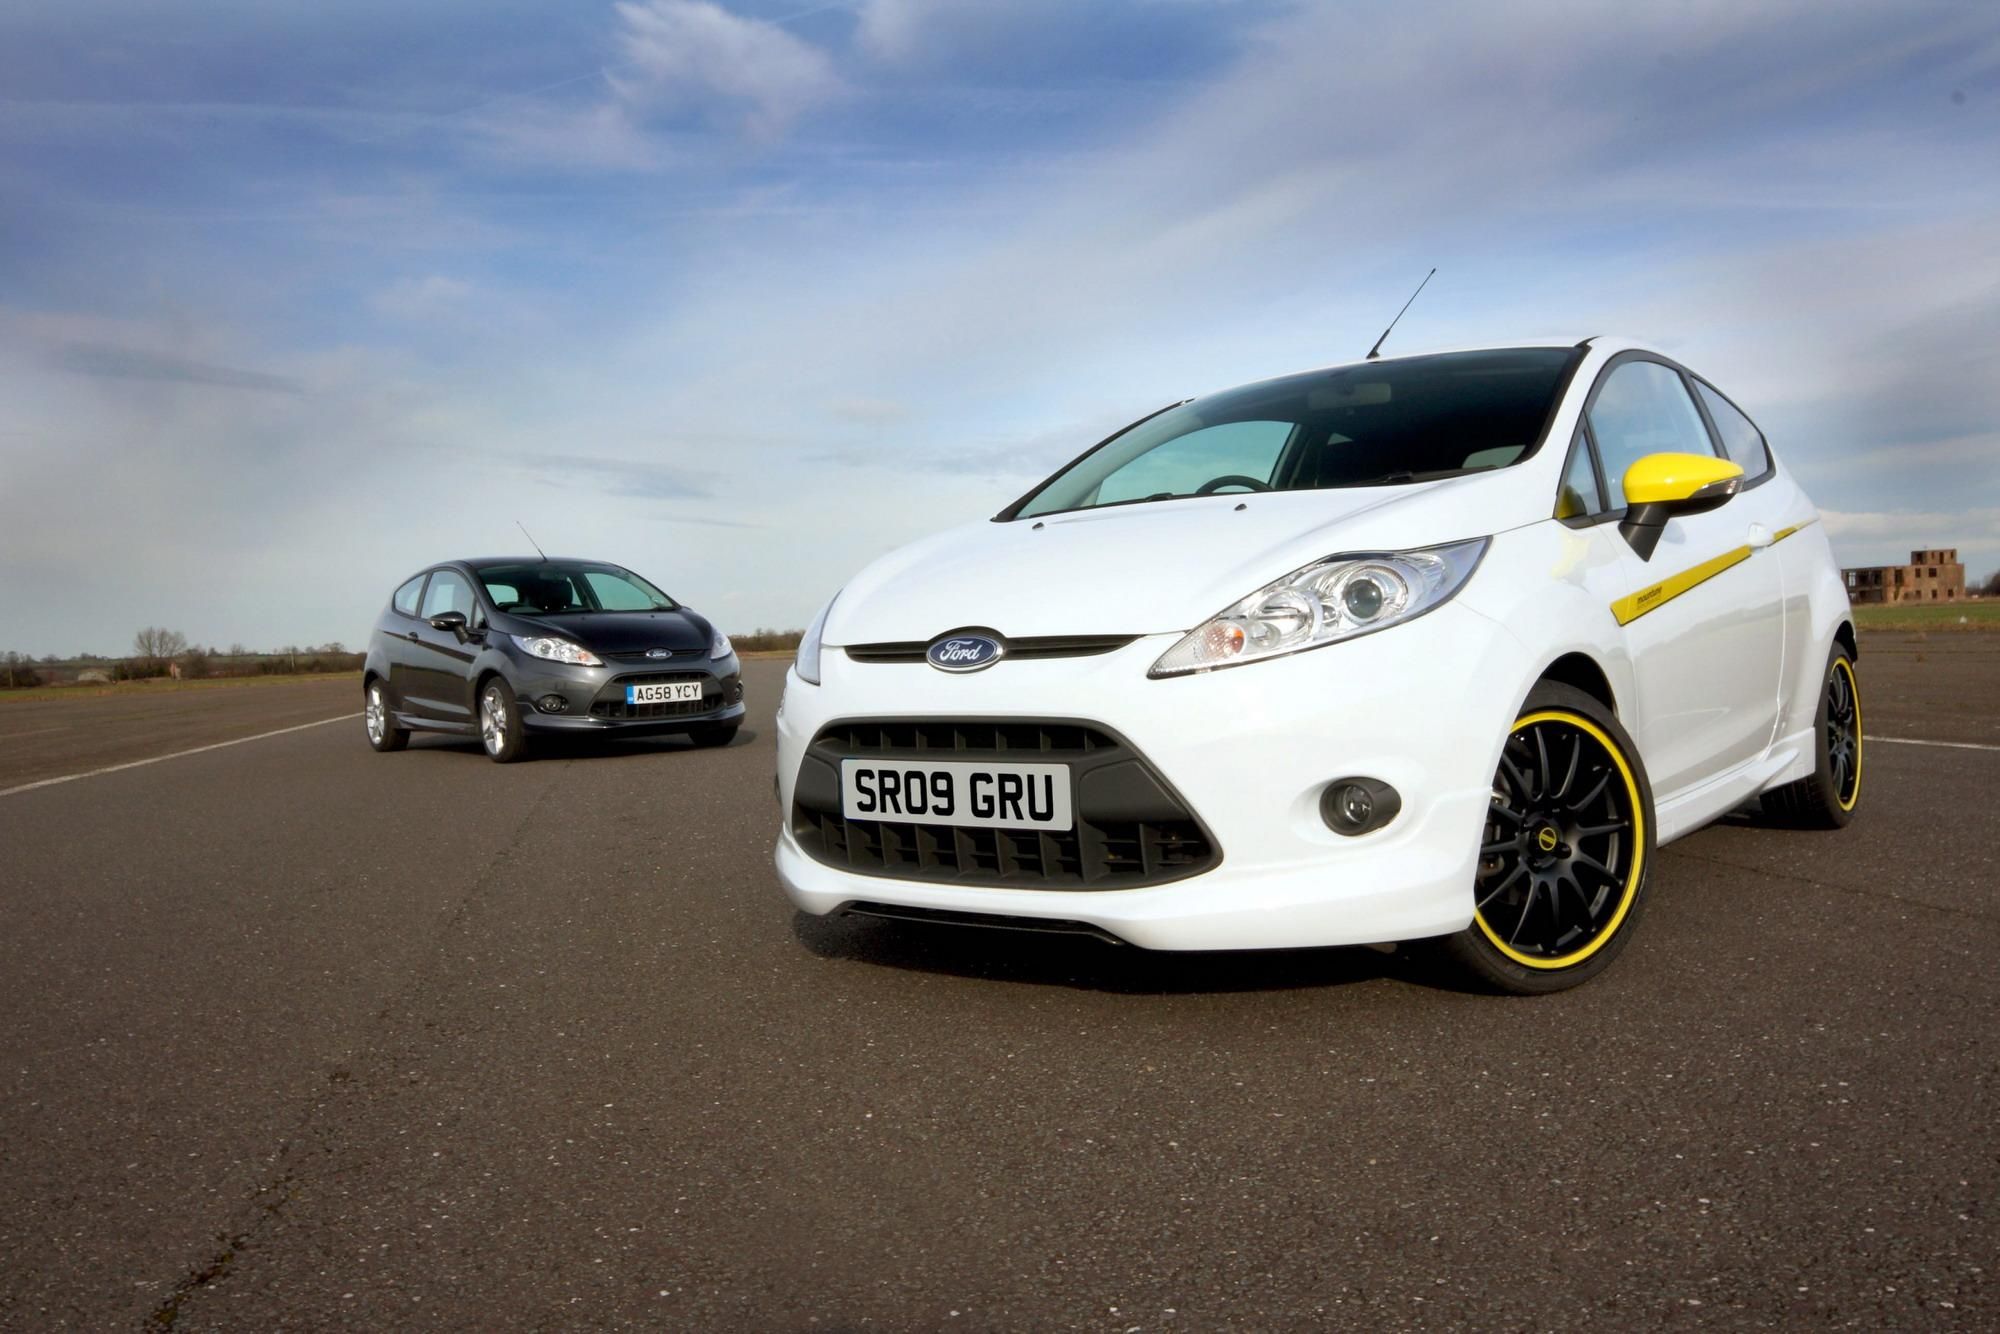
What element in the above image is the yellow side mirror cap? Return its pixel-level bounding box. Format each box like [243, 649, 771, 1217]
[1623, 452, 1744, 506]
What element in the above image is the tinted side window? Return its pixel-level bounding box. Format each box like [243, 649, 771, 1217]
[392, 575, 425, 617]
[419, 569, 473, 620]
[1693, 381, 1772, 482]
[1556, 430, 1605, 519]
[1587, 361, 1717, 508]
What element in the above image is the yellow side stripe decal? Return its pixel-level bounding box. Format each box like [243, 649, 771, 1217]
[1609, 517, 1815, 626]
[1612, 547, 1751, 625]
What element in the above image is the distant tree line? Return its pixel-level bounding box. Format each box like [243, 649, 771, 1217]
[0, 631, 364, 689]
[730, 627, 805, 653]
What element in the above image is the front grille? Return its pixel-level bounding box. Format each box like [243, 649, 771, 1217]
[790, 720, 1217, 890]
[844, 635, 1139, 664]
[588, 670, 740, 720]
[604, 648, 704, 665]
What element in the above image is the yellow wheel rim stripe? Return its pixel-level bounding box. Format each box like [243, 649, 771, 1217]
[1475, 710, 1646, 970]
[1834, 657, 1862, 812]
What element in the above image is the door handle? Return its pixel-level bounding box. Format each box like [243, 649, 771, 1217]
[407, 631, 422, 641]
[1746, 523, 1773, 550]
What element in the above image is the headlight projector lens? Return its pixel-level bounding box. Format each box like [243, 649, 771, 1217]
[1321, 777, 1401, 836]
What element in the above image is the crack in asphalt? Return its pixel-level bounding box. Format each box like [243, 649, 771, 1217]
[143, 763, 570, 1328]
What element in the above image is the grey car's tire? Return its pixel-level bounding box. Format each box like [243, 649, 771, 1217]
[1434, 681, 1656, 996]
[365, 681, 409, 753]
[1761, 643, 1861, 829]
[479, 681, 528, 763]
[689, 723, 739, 749]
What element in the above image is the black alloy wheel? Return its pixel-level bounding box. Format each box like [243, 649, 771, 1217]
[1763, 644, 1861, 829]
[1440, 681, 1655, 994]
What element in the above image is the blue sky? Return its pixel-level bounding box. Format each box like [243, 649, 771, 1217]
[2, 0, 1996, 654]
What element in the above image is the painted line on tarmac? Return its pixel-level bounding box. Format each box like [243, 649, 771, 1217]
[0, 714, 361, 799]
[1864, 734, 2000, 753]
[0, 726, 73, 742]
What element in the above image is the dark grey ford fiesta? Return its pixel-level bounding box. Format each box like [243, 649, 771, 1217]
[362, 557, 745, 762]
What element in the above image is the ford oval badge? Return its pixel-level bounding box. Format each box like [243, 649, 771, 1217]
[926, 634, 1003, 673]
[645, 648, 673, 660]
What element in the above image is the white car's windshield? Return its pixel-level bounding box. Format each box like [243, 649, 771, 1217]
[1009, 347, 1581, 520]
[475, 562, 677, 614]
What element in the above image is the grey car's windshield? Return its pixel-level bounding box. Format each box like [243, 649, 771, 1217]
[474, 562, 678, 614]
[1010, 347, 1579, 520]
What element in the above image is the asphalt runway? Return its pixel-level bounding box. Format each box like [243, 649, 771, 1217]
[1, 640, 1994, 1329]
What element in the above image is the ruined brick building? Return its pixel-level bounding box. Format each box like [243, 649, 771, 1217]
[1842, 547, 1966, 604]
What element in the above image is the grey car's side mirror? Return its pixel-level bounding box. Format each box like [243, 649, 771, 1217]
[427, 610, 469, 635]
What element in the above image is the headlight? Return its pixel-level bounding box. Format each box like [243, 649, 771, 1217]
[795, 591, 838, 685]
[512, 634, 604, 667]
[1148, 538, 1488, 677]
[710, 626, 733, 659]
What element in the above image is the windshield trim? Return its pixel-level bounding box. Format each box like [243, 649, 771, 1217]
[991, 345, 1589, 523]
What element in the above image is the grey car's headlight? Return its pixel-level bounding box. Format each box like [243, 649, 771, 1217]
[1148, 538, 1489, 677]
[795, 592, 838, 685]
[710, 627, 733, 659]
[513, 634, 604, 667]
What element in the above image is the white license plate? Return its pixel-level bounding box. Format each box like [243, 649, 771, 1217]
[626, 681, 705, 705]
[840, 759, 1073, 831]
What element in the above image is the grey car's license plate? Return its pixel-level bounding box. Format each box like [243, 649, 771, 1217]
[627, 682, 704, 705]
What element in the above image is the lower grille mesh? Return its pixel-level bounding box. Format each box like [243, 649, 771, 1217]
[790, 720, 1216, 889]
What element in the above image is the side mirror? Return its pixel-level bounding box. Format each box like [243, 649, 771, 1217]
[427, 610, 469, 635]
[1619, 452, 1744, 561]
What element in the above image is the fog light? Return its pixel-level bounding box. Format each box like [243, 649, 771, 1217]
[537, 695, 568, 714]
[1321, 777, 1400, 836]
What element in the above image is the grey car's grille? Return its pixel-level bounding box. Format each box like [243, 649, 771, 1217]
[789, 720, 1217, 890]
[588, 671, 741, 720]
[603, 648, 705, 665]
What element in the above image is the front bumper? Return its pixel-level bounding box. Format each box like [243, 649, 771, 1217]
[511, 656, 745, 735]
[774, 602, 1532, 951]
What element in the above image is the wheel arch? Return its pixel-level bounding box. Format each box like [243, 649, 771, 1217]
[1535, 651, 1620, 717]
[473, 665, 509, 701]
[1834, 618, 1857, 661]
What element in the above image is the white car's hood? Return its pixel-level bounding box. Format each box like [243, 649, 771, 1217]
[825, 470, 1539, 643]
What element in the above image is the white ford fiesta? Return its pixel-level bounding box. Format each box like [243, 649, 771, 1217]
[774, 338, 1861, 992]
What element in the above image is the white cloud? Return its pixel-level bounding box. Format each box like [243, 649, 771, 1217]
[610, 0, 843, 137]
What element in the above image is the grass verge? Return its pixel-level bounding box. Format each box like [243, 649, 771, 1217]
[1852, 602, 2000, 632]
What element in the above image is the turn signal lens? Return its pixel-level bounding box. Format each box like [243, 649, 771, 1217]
[796, 591, 839, 685]
[1149, 538, 1488, 677]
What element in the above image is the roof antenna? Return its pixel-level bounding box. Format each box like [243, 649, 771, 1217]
[516, 519, 547, 562]
[1366, 267, 1435, 361]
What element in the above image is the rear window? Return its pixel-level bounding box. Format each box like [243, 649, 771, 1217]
[392, 575, 425, 617]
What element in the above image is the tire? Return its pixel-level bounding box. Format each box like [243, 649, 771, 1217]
[478, 679, 528, 763]
[365, 680, 409, 753]
[689, 722, 739, 749]
[1761, 643, 1861, 829]
[1436, 681, 1657, 995]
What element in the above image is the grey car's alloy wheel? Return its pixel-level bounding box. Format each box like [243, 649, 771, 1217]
[365, 682, 408, 752]
[479, 681, 527, 763]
